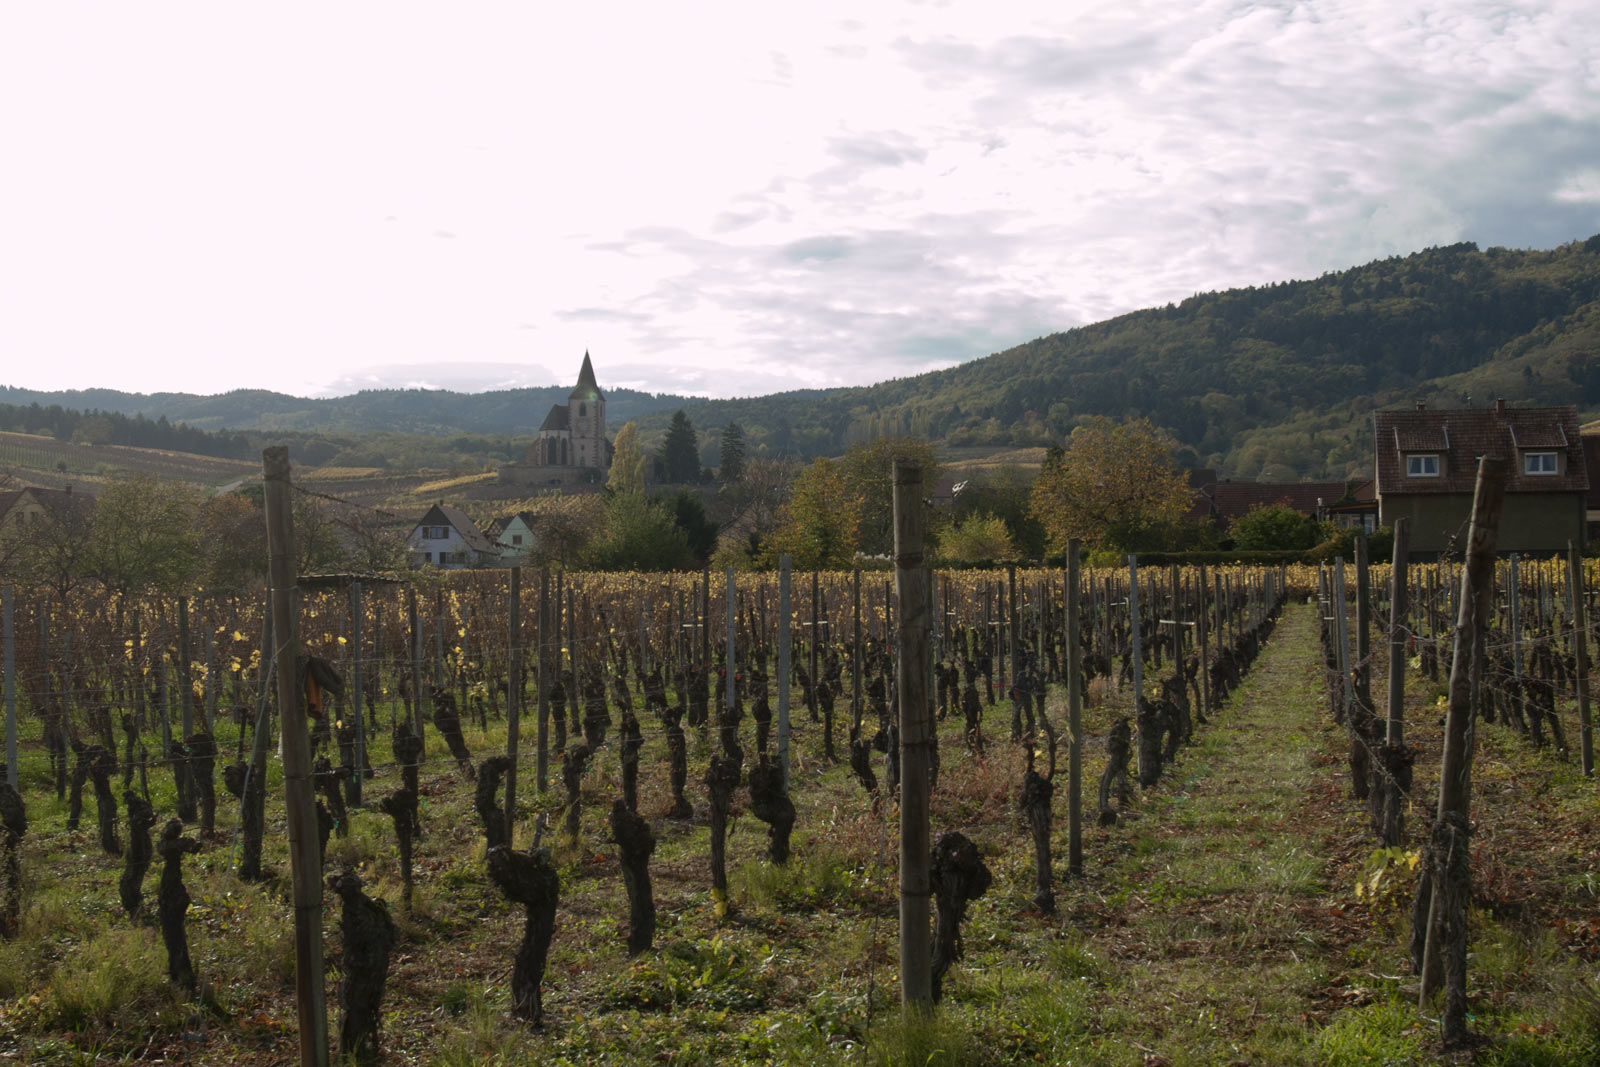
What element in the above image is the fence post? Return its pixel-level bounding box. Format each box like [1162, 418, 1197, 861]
[261, 445, 330, 1067]
[537, 568, 550, 793]
[506, 566, 522, 839]
[1065, 541, 1082, 877]
[893, 460, 933, 1011]
[3, 586, 14, 790]
[1419, 457, 1506, 1041]
[349, 582, 365, 807]
[778, 557, 792, 790]
[1569, 542, 1594, 776]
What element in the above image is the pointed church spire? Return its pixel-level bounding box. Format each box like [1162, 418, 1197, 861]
[571, 350, 603, 402]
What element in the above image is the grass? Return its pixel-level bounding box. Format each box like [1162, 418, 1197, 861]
[0, 602, 1596, 1064]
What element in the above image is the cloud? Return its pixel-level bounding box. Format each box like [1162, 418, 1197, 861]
[7, 1, 1599, 399]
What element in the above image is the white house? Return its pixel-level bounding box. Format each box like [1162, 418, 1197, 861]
[407, 504, 498, 569]
[485, 511, 537, 564]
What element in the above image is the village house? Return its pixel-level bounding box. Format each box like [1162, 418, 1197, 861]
[0, 485, 85, 534]
[484, 512, 537, 565]
[406, 503, 498, 569]
[1373, 400, 1589, 556]
[1198, 478, 1379, 534]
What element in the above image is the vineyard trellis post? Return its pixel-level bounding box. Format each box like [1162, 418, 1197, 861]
[506, 566, 522, 841]
[1354, 534, 1371, 706]
[1387, 519, 1410, 750]
[1128, 556, 1145, 781]
[1197, 564, 1212, 717]
[893, 459, 933, 1012]
[349, 582, 365, 808]
[1418, 456, 1506, 1042]
[261, 445, 331, 1067]
[778, 556, 791, 789]
[537, 567, 550, 794]
[3, 586, 14, 790]
[1066, 540, 1082, 877]
[853, 569, 862, 733]
[408, 590, 425, 762]
[178, 595, 194, 744]
[1569, 541, 1594, 776]
[203, 596, 217, 734]
[1509, 555, 1523, 688]
[725, 569, 736, 718]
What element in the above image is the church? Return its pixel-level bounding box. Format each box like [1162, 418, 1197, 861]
[499, 353, 614, 488]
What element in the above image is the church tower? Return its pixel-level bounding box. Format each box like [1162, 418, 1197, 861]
[568, 351, 606, 470]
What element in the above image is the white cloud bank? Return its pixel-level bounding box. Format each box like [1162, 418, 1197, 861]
[1, 1, 1596, 402]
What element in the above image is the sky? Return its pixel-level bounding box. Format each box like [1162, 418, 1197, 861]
[3, 1, 1598, 402]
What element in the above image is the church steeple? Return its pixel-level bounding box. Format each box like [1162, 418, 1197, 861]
[571, 350, 603, 403]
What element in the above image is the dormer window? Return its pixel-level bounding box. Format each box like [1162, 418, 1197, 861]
[1406, 454, 1440, 477]
[1524, 452, 1558, 475]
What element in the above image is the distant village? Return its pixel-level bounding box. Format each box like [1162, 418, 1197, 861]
[394, 356, 1598, 570]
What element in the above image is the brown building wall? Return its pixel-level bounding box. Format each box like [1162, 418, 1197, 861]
[1379, 492, 1586, 555]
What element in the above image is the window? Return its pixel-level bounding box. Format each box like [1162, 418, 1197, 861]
[1525, 452, 1558, 475]
[427, 525, 450, 539]
[511, 534, 523, 546]
[1406, 454, 1439, 477]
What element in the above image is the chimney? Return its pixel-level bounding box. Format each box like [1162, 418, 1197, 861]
[1495, 397, 1506, 416]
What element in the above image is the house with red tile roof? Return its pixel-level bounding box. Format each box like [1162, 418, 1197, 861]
[1373, 400, 1588, 556]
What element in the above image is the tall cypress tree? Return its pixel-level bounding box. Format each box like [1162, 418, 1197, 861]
[659, 410, 701, 484]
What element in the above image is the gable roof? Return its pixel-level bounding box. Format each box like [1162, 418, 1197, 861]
[1204, 480, 1370, 523]
[414, 503, 497, 555]
[539, 404, 570, 432]
[1374, 403, 1588, 496]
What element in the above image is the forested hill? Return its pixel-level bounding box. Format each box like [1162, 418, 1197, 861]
[0, 385, 700, 438]
[8, 235, 1600, 480]
[646, 236, 1600, 480]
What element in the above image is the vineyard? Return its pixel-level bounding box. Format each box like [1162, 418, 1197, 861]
[0, 432, 257, 492]
[0, 558, 1596, 1065]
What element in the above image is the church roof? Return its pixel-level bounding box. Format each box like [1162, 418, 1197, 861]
[569, 351, 604, 403]
[539, 404, 570, 432]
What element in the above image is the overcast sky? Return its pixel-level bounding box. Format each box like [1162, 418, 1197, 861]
[3, 1, 1597, 401]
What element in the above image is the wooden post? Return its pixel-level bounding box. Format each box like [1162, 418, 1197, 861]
[1420, 457, 1506, 1013]
[1335, 558, 1354, 723]
[853, 569, 862, 731]
[778, 556, 792, 789]
[893, 461, 933, 1011]
[349, 582, 365, 807]
[407, 589, 425, 760]
[261, 446, 329, 1067]
[1197, 564, 1212, 716]
[202, 597, 217, 734]
[506, 566, 522, 839]
[537, 568, 550, 794]
[3, 586, 14, 790]
[1128, 556, 1145, 780]
[1569, 542, 1594, 776]
[178, 595, 194, 740]
[725, 569, 737, 720]
[1387, 519, 1410, 746]
[1066, 540, 1083, 877]
[1354, 534, 1372, 704]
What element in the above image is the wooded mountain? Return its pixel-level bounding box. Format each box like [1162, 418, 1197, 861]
[9, 235, 1600, 480]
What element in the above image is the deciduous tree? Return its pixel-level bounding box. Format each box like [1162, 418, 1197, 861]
[607, 422, 648, 493]
[840, 436, 938, 555]
[1029, 417, 1192, 552]
[1229, 503, 1320, 551]
[764, 458, 862, 570]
